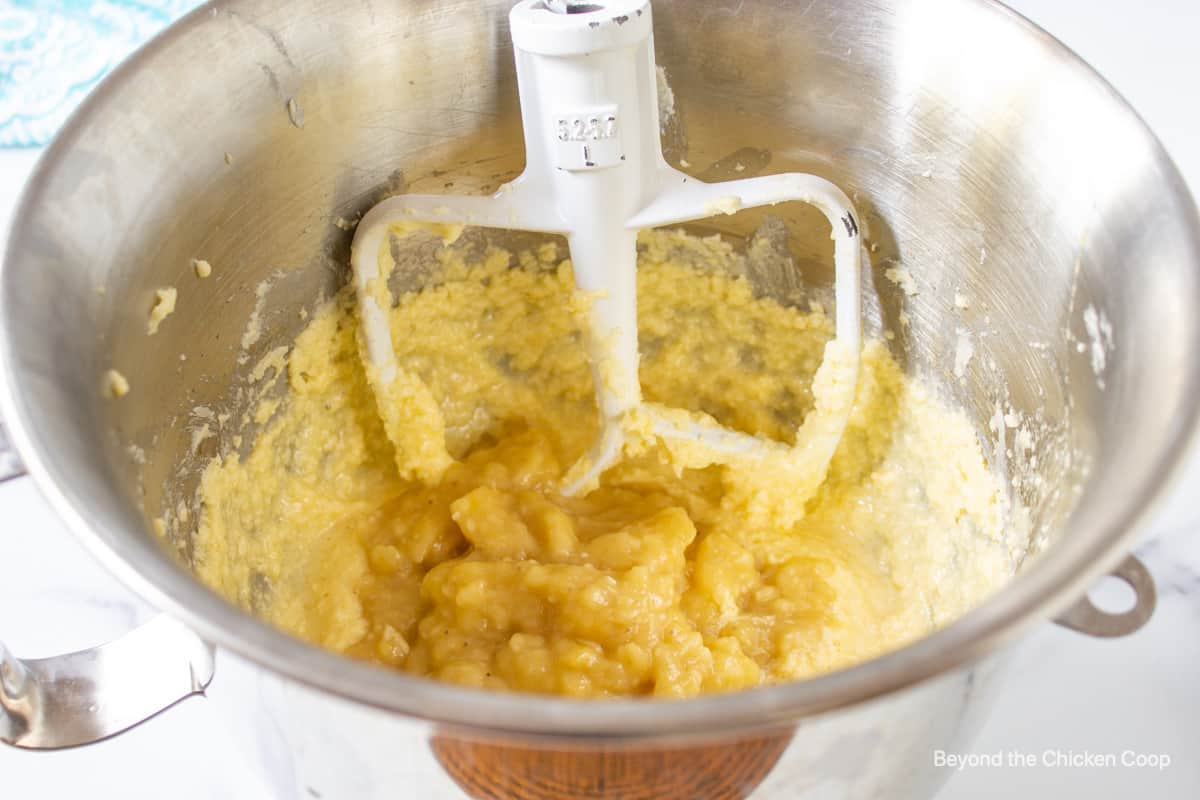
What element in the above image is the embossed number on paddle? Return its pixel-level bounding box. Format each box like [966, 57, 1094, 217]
[552, 105, 623, 170]
[555, 112, 618, 141]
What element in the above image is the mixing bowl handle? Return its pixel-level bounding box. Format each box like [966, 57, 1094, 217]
[1053, 553, 1156, 637]
[0, 423, 25, 483]
[0, 616, 214, 749]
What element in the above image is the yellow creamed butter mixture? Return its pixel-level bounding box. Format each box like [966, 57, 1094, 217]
[195, 230, 1019, 698]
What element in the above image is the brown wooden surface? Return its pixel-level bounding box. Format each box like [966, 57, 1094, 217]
[430, 730, 794, 800]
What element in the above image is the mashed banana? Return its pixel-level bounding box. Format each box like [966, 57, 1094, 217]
[195, 230, 1019, 698]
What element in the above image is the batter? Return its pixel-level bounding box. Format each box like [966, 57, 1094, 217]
[195, 229, 1020, 698]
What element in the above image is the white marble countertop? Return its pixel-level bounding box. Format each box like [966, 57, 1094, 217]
[2, 1, 1198, 797]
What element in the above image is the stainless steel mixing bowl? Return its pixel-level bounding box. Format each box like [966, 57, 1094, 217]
[2, 0, 1196, 797]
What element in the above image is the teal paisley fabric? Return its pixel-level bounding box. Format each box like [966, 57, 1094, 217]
[0, 0, 203, 146]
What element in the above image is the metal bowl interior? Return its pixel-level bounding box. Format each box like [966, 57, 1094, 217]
[2, 0, 1199, 740]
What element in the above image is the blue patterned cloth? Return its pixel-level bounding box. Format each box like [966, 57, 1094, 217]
[0, 0, 203, 147]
